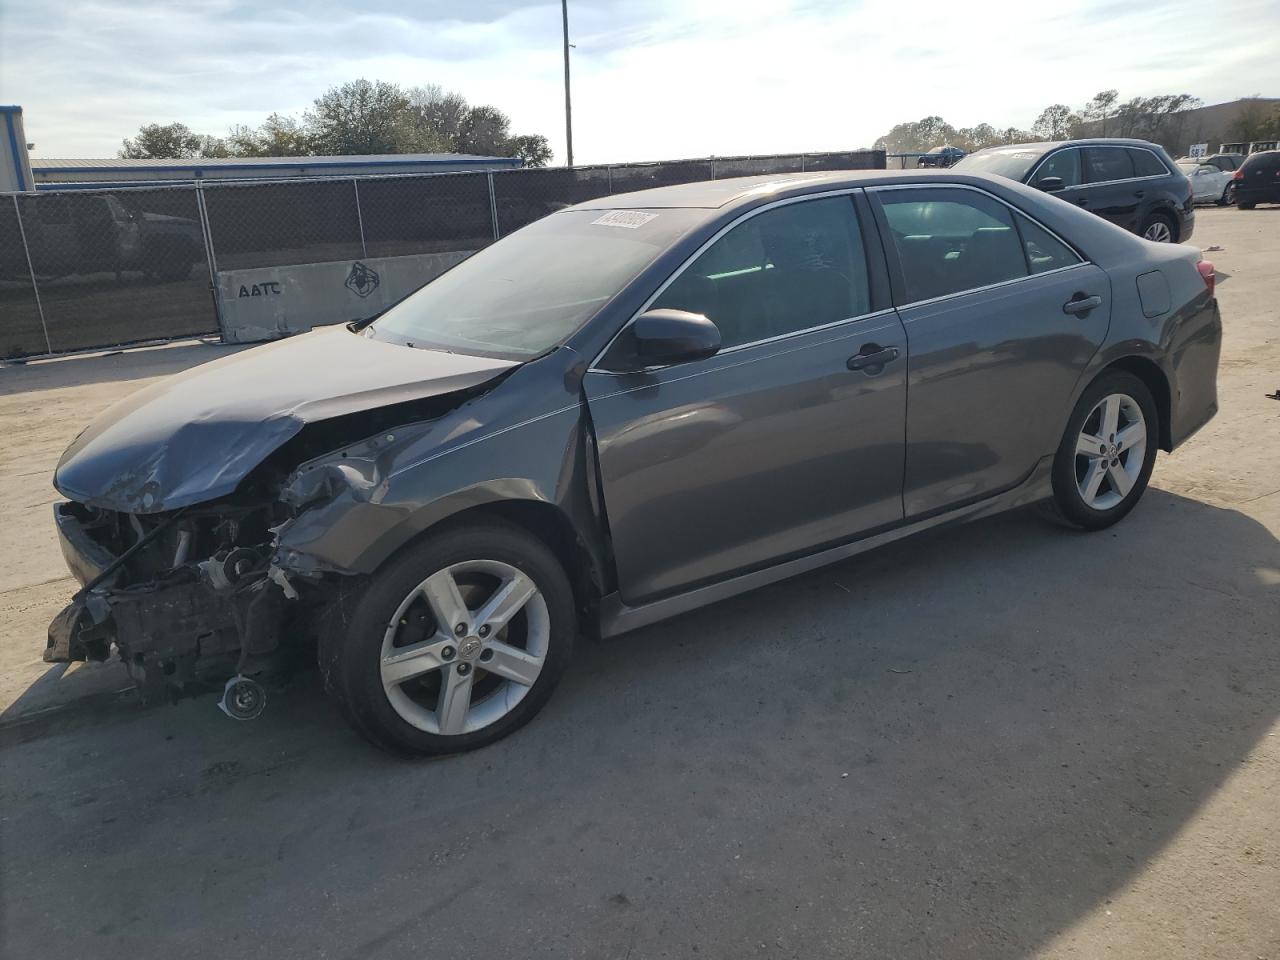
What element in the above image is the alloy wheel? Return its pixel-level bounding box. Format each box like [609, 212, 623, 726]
[1074, 393, 1147, 510]
[379, 559, 550, 735]
[1142, 220, 1173, 242]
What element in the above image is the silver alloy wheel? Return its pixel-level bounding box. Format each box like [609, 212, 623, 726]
[379, 559, 550, 735]
[1142, 219, 1173, 242]
[1074, 393, 1147, 511]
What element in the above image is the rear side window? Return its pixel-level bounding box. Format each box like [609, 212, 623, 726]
[878, 189, 1026, 302]
[1033, 148, 1082, 188]
[1085, 147, 1134, 183]
[1016, 215, 1080, 274]
[1129, 149, 1168, 177]
[651, 196, 871, 349]
[1242, 151, 1280, 172]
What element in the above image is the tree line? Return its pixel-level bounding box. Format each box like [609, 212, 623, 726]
[118, 80, 553, 166]
[874, 91, 1280, 155]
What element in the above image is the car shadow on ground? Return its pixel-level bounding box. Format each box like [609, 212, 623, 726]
[1, 488, 1276, 960]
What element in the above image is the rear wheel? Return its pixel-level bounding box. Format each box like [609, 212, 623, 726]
[1046, 371, 1159, 531]
[321, 520, 576, 756]
[1139, 213, 1175, 243]
[1237, 200, 1256, 210]
[1219, 183, 1235, 206]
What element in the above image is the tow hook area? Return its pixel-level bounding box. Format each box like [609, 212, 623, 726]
[218, 675, 267, 720]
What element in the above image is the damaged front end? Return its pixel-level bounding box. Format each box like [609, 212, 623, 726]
[47, 494, 302, 707]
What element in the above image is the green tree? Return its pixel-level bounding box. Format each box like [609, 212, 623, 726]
[304, 79, 413, 155]
[1081, 89, 1119, 136]
[1229, 96, 1280, 143]
[119, 122, 218, 159]
[227, 114, 312, 157]
[1031, 104, 1080, 140]
[505, 134, 553, 167]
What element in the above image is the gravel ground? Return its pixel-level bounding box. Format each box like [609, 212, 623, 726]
[0, 206, 1276, 960]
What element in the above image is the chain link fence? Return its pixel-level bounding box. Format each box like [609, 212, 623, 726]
[1, 149, 884, 360]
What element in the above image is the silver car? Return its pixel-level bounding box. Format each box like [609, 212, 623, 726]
[48, 170, 1222, 755]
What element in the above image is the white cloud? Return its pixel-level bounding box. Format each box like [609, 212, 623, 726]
[1, 0, 1277, 161]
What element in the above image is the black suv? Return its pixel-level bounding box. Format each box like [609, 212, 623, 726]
[954, 138, 1194, 243]
[1233, 151, 1280, 209]
[916, 145, 967, 168]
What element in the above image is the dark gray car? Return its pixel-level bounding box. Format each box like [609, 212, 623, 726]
[47, 170, 1222, 755]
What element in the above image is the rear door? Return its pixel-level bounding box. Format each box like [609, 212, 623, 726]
[583, 193, 908, 604]
[869, 184, 1111, 518]
[1080, 146, 1140, 230]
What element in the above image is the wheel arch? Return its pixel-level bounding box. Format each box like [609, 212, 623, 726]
[1103, 355, 1172, 451]
[348, 495, 610, 625]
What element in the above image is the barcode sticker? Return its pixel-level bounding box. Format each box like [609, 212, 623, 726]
[592, 210, 658, 229]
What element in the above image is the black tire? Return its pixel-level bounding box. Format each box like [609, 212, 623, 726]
[1237, 201, 1256, 210]
[1139, 211, 1177, 243]
[1046, 370, 1159, 531]
[320, 519, 577, 756]
[1219, 183, 1235, 206]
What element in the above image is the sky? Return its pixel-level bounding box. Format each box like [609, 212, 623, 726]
[1, 0, 1278, 163]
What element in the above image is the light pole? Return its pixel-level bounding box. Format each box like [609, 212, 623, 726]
[561, 0, 574, 167]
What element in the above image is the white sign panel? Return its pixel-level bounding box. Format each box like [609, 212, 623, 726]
[216, 250, 473, 343]
[1188, 142, 1209, 159]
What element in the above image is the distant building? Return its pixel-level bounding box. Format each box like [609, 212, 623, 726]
[29, 153, 523, 188]
[1073, 97, 1280, 159]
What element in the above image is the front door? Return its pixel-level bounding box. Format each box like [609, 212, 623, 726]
[870, 185, 1112, 518]
[584, 194, 908, 604]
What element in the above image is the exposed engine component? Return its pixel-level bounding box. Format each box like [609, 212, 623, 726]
[218, 675, 267, 720]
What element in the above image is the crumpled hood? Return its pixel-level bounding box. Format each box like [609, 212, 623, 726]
[55, 325, 518, 513]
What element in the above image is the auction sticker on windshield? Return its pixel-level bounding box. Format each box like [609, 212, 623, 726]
[592, 210, 658, 228]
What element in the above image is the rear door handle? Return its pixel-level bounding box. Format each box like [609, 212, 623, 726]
[847, 344, 899, 372]
[1063, 294, 1103, 315]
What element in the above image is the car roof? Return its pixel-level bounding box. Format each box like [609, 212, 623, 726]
[970, 137, 1163, 155]
[574, 169, 988, 210]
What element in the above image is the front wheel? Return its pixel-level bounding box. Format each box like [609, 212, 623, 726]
[321, 520, 577, 756]
[1219, 183, 1235, 206]
[1046, 371, 1159, 531]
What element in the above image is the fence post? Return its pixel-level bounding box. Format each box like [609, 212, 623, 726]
[12, 194, 51, 354]
[800, 154, 807, 172]
[352, 177, 369, 257]
[487, 172, 500, 240]
[194, 180, 225, 341]
[710, 156, 717, 180]
[607, 165, 613, 194]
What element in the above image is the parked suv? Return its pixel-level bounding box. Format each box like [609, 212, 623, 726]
[954, 139, 1194, 243]
[916, 145, 966, 168]
[1233, 150, 1280, 209]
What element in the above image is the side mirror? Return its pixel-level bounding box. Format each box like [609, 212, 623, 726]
[1035, 176, 1066, 192]
[612, 309, 721, 371]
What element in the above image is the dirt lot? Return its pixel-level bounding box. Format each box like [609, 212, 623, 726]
[0, 206, 1276, 960]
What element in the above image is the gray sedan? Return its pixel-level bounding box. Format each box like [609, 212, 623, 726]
[47, 170, 1222, 755]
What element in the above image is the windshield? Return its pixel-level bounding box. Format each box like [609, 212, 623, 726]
[369, 208, 704, 358]
[952, 147, 1047, 181]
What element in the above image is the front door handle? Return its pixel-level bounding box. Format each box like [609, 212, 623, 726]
[1063, 294, 1103, 315]
[847, 344, 899, 373]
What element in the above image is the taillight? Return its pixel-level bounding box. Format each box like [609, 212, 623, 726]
[1232, 168, 1244, 180]
[1197, 259, 1215, 296]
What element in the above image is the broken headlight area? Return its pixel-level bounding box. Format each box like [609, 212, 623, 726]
[46, 498, 316, 705]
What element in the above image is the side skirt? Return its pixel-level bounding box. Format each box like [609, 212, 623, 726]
[596, 456, 1054, 639]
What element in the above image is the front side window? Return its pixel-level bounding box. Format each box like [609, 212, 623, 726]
[651, 196, 870, 349]
[1084, 147, 1135, 183]
[1129, 149, 1168, 177]
[1033, 148, 1082, 188]
[879, 189, 1027, 302]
